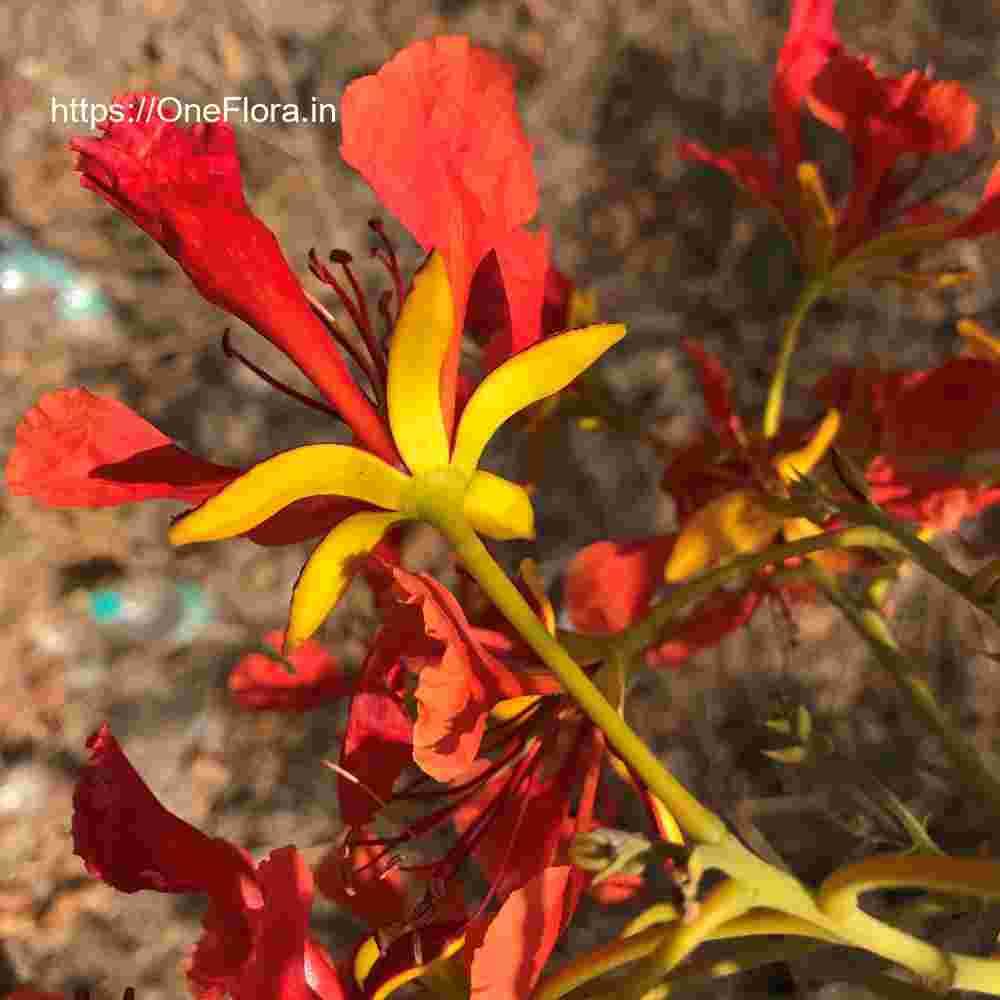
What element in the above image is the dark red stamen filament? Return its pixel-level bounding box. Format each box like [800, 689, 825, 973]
[305, 290, 383, 400]
[369, 218, 405, 330]
[377, 290, 396, 342]
[310, 249, 389, 394]
[221, 331, 358, 417]
[339, 700, 570, 936]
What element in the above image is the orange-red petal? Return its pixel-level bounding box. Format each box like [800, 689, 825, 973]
[340, 36, 539, 337]
[565, 536, 676, 634]
[71, 93, 395, 462]
[6, 388, 237, 507]
[228, 629, 349, 712]
[466, 866, 583, 1000]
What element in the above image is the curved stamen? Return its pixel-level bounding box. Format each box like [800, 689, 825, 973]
[370, 218, 405, 327]
[309, 249, 388, 398]
[331, 250, 374, 348]
[310, 249, 367, 337]
[377, 289, 395, 341]
[331, 249, 389, 388]
[305, 289, 383, 402]
[221, 331, 352, 417]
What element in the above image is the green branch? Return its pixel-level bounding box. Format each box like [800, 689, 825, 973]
[440, 517, 728, 845]
[809, 563, 1000, 823]
[763, 279, 828, 439]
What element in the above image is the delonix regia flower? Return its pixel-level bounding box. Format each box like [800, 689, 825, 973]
[663, 340, 841, 582]
[680, 0, 1000, 289]
[168, 251, 624, 650]
[6, 37, 625, 658]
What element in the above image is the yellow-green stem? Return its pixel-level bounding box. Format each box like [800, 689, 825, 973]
[621, 879, 758, 1000]
[614, 525, 905, 663]
[439, 518, 727, 845]
[535, 918, 833, 1000]
[819, 854, 1000, 994]
[763, 279, 828, 439]
[837, 499, 1000, 626]
[809, 563, 1000, 824]
[695, 841, 970, 991]
[820, 854, 1000, 917]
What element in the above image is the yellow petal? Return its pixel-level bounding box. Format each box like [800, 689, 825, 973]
[665, 490, 784, 582]
[386, 251, 452, 474]
[354, 930, 465, 1000]
[649, 794, 685, 847]
[463, 470, 535, 540]
[797, 163, 836, 278]
[958, 319, 1000, 361]
[287, 510, 405, 650]
[781, 516, 823, 543]
[774, 409, 840, 484]
[491, 694, 541, 721]
[452, 323, 627, 472]
[169, 445, 409, 545]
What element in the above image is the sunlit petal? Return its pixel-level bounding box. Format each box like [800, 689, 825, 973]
[387, 251, 453, 474]
[958, 319, 1000, 361]
[665, 490, 784, 582]
[452, 323, 626, 472]
[287, 511, 406, 650]
[463, 470, 535, 540]
[169, 445, 408, 545]
[774, 408, 840, 482]
[6, 388, 237, 508]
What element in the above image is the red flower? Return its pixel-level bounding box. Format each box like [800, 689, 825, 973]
[71, 94, 394, 462]
[680, 0, 1000, 286]
[560, 340, 858, 667]
[807, 51, 978, 256]
[679, 0, 840, 245]
[645, 588, 763, 668]
[564, 536, 676, 635]
[815, 329, 1000, 534]
[330, 566, 666, 996]
[73, 724, 347, 1000]
[771, 0, 841, 183]
[228, 630, 350, 712]
[10, 37, 558, 571]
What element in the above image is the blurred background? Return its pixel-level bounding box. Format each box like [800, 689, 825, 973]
[3, 0, 1000, 996]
